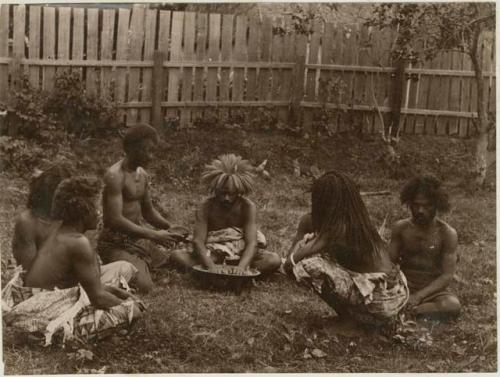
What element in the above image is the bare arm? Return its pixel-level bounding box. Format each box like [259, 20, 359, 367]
[388, 221, 404, 264]
[286, 213, 313, 257]
[141, 179, 172, 230]
[192, 203, 215, 270]
[103, 170, 161, 241]
[413, 226, 458, 303]
[70, 237, 123, 309]
[238, 201, 258, 270]
[12, 214, 38, 271]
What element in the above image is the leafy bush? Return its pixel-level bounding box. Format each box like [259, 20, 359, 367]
[44, 71, 123, 139]
[0, 70, 123, 141]
[0, 136, 47, 175]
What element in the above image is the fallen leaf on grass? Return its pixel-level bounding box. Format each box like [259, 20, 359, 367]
[303, 348, 312, 359]
[426, 364, 436, 372]
[284, 309, 292, 314]
[70, 349, 94, 361]
[311, 348, 327, 358]
[247, 337, 255, 346]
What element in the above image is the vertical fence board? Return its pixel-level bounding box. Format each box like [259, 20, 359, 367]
[357, 25, 371, 133]
[257, 16, 273, 102]
[246, 16, 259, 101]
[0, 5, 9, 100]
[206, 14, 221, 103]
[292, 33, 307, 129]
[85, 9, 99, 96]
[72, 8, 84, 79]
[271, 17, 284, 121]
[42, 7, 56, 92]
[12, 5, 26, 90]
[219, 14, 234, 122]
[303, 20, 321, 133]
[447, 52, 462, 135]
[126, 6, 146, 125]
[277, 17, 293, 124]
[57, 7, 71, 76]
[180, 11, 195, 127]
[158, 10, 171, 124]
[458, 53, 471, 137]
[101, 9, 116, 99]
[192, 13, 207, 123]
[232, 16, 247, 102]
[28, 6, 41, 88]
[166, 11, 183, 121]
[115, 9, 130, 107]
[139, 9, 156, 123]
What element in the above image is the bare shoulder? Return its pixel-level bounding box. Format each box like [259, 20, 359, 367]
[103, 161, 124, 188]
[437, 218, 458, 242]
[391, 218, 412, 234]
[240, 197, 256, 211]
[62, 233, 93, 257]
[15, 210, 36, 229]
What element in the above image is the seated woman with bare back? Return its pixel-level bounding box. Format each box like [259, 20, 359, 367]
[11, 162, 74, 271]
[284, 171, 409, 326]
[97, 124, 188, 293]
[171, 154, 281, 274]
[3, 177, 144, 345]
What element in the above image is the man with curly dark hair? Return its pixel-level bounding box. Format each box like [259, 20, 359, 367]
[389, 175, 460, 318]
[12, 162, 75, 271]
[3, 177, 144, 345]
[97, 124, 188, 293]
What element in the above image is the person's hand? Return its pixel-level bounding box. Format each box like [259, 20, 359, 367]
[153, 230, 181, 245]
[407, 294, 423, 309]
[169, 225, 190, 238]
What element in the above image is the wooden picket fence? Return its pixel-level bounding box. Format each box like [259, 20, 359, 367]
[0, 4, 495, 137]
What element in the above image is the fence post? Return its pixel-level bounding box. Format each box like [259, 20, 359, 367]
[290, 34, 307, 132]
[151, 50, 165, 130]
[389, 57, 406, 136]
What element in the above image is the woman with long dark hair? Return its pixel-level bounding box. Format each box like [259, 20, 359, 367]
[285, 170, 408, 325]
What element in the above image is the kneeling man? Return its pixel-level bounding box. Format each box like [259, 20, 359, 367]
[171, 154, 281, 274]
[390, 175, 460, 318]
[2, 177, 144, 345]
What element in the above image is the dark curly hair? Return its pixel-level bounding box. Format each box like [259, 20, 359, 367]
[123, 124, 158, 154]
[51, 177, 101, 224]
[400, 175, 450, 213]
[27, 162, 75, 218]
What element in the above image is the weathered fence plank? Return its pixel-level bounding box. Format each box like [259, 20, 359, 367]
[166, 11, 183, 122]
[85, 8, 99, 96]
[138, 9, 157, 123]
[232, 16, 247, 102]
[257, 16, 273, 102]
[28, 6, 41, 88]
[192, 12, 207, 123]
[72, 8, 84, 79]
[246, 16, 259, 101]
[101, 9, 116, 99]
[42, 7, 56, 92]
[0, 5, 9, 100]
[115, 9, 130, 106]
[180, 11, 195, 127]
[219, 14, 234, 122]
[127, 6, 146, 125]
[57, 7, 71, 76]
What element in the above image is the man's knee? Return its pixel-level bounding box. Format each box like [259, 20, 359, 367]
[439, 295, 461, 316]
[133, 271, 154, 293]
[114, 261, 138, 282]
[256, 252, 282, 273]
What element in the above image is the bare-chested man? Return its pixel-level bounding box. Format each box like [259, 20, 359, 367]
[97, 124, 188, 293]
[12, 162, 74, 271]
[4, 177, 143, 343]
[389, 175, 461, 318]
[170, 154, 281, 274]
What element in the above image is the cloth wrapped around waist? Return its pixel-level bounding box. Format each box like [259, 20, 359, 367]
[97, 227, 156, 265]
[202, 227, 267, 261]
[291, 235, 409, 323]
[1, 263, 143, 345]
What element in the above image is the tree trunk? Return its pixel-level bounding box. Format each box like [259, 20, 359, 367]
[470, 26, 490, 189]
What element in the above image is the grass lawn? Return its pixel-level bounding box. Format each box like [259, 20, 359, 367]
[1, 129, 496, 373]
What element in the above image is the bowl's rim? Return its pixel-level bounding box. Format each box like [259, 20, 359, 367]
[191, 264, 261, 278]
